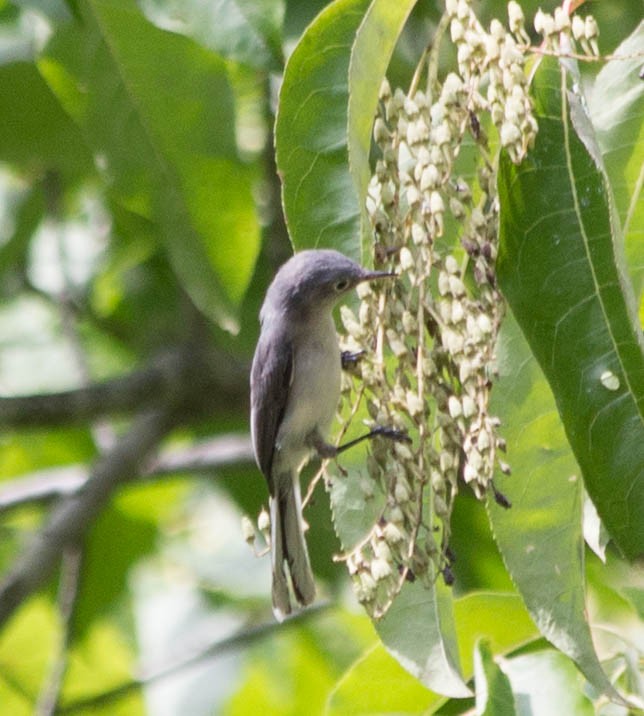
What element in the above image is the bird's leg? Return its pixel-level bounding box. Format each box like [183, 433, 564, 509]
[310, 426, 411, 461]
[335, 426, 411, 455]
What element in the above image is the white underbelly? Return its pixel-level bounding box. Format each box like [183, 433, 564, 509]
[275, 318, 341, 470]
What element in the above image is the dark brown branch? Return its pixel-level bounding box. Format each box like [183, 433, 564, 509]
[0, 347, 249, 428]
[0, 433, 255, 512]
[0, 408, 178, 628]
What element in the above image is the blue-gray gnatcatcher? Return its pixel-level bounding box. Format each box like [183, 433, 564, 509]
[251, 249, 395, 619]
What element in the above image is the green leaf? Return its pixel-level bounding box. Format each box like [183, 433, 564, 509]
[347, 0, 419, 260]
[276, 0, 370, 257]
[142, 0, 285, 71]
[0, 61, 92, 177]
[329, 460, 469, 697]
[39, 0, 260, 332]
[452, 592, 538, 678]
[326, 643, 439, 715]
[588, 22, 644, 303]
[500, 650, 594, 716]
[473, 639, 516, 716]
[497, 55, 644, 560]
[489, 312, 618, 698]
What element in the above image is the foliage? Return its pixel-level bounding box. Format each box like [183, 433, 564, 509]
[0, 0, 641, 714]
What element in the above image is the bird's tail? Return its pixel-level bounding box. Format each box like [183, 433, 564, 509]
[270, 471, 316, 621]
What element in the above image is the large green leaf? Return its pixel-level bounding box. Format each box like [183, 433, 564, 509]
[347, 0, 419, 261]
[329, 443, 469, 697]
[497, 55, 644, 560]
[327, 592, 538, 713]
[275, 0, 370, 257]
[588, 22, 644, 304]
[141, 0, 285, 71]
[489, 312, 617, 697]
[473, 639, 516, 716]
[38, 0, 260, 332]
[0, 61, 92, 177]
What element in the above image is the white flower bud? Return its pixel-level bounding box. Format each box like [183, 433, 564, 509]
[429, 190, 445, 215]
[406, 390, 424, 417]
[442, 73, 464, 104]
[448, 274, 466, 296]
[241, 516, 256, 543]
[404, 95, 419, 117]
[379, 77, 391, 100]
[356, 281, 372, 299]
[490, 19, 505, 41]
[399, 246, 415, 271]
[500, 121, 521, 147]
[462, 394, 477, 418]
[406, 185, 421, 206]
[448, 395, 462, 418]
[463, 463, 477, 483]
[371, 558, 392, 581]
[571, 14, 585, 41]
[407, 118, 429, 145]
[438, 270, 450, 296]
[398, 141, 415, 173]
[420, 164, 441, 191]
[432, 122, 452, 146]
[386, 329, 408, 358]
[477, 429, 491, 451]
[507, 1, 525, 32]
[257, 509, 270, 532]
[402, 310, 417, 333]
[360, 571, 377, 595]
[484, 35, 500, 60]
[553, 7, 570, 32]
[388, 505, 404, 524]
[459, 359, 473, 383]
[373, 117, 389, 144]
[383, 522, 404, 544]
[477, 313, 492, 334]
[444, 254, 459, 274]
[585, 15, 598, 39]
[394, 479, 410, 503]
[411, 222, 427, 245]
[341, 305, 364, 340]
[457, 42, 473, 66]
[451, 300, 465, 323]
[394, 440, 414, 461]
[450, 18, 465, 42]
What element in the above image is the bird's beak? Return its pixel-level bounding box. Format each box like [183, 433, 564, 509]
[360, 269, 397, 282]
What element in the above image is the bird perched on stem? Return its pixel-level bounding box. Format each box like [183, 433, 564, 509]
[250, 249, 396, 620]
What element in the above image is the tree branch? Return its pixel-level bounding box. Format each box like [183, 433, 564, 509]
[0, 433, 255, 512]
[0, 347, 249, 428]
[57, 603, 329, 714]
[0, 408, 178, 628]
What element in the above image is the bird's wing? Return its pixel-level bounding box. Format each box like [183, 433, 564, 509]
[250, 327, 293, 487]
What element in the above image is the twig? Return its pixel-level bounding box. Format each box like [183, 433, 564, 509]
[0, 433, 255, 513]
[57, 602, 330, 714]
[0, 408, 177, 628]
[35, 546, 83, 716]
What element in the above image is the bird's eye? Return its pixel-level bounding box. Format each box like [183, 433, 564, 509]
[334, 278, 350, 292]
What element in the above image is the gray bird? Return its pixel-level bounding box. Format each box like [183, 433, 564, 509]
[250, 249, 394, 619]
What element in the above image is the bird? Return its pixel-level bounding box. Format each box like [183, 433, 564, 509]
[250, 249, 394, 619]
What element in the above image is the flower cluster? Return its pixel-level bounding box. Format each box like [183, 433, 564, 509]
[335, 0, 544, 618]
[337, 0, 603, 618]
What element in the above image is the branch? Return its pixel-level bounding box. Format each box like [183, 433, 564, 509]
[0, 433, 256, 512]
[35, 546, 83, 716]
[0, 347, 249, 428]
[0, 408, 177, 628]
[57, 603, 329, 714]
